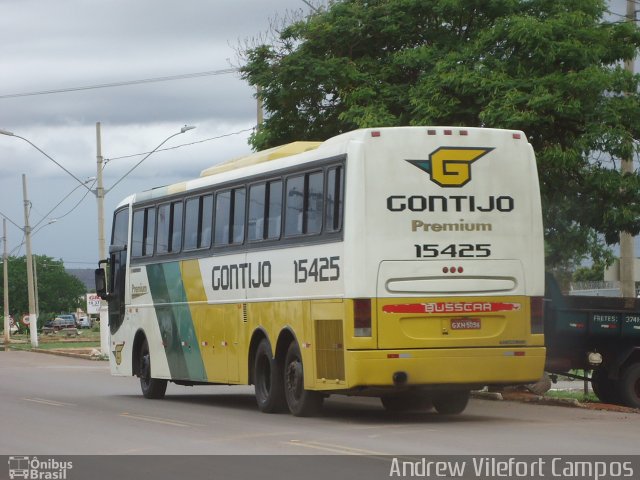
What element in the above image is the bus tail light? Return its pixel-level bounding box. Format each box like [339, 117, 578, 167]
[354, 298, 372, 337]
[530, 296, 544, 334]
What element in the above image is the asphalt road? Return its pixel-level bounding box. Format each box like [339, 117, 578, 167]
[1, 350, 639, 456]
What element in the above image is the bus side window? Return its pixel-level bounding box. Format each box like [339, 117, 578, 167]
[171, 201, 183, 252]
[248, 183, 266, 242]
[214, 191, 231, 245]
[325, 166, 343, 232]
[285, 172, 323, 237]
[131, 210, 144, 257]
[201, 194, 213, 248]
[306, 171, 324, 235]
[184, 197, 199, 250]
[132, 207, 155, 257]
[232, 188, 246, 244]
[156, 201, 183, 254]
[285, 175, 304, 237]
[184, 195, 213, 250]
[156, 203, 171, 254]
[266, 180, 282, 239]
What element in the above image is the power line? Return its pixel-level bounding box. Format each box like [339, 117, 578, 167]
[0, 68, 238, 100]
[104, 127, 254, 162]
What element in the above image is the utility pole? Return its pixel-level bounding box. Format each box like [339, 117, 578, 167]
[3, 218, 9, 346]
[256, 86, 264, 131]
[96, 122, 109, 355]
[620, 0, 637, 298]
[33, 257, 39, 317]
[22, 174, 38, 348]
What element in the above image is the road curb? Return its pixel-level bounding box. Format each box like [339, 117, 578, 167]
[12, 347, 106, 361]
[473, 389, 640, 413]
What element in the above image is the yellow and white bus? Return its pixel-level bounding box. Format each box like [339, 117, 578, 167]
[96, 126, 545, 416]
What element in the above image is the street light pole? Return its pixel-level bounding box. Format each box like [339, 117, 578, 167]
[94, 123, 195, 355]
[22, 174, 38, 348]
[96, 122, 109, 355]
[96, 122, 106, 262]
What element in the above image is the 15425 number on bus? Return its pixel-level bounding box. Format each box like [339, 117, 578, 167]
[414, 244, 491, 258]
[294, 257, 340, 283]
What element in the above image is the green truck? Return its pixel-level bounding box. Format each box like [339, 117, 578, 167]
[544, 274, 640, 408]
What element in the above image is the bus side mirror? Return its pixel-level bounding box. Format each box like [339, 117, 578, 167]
[95, 268, 108, 299]
[95, 258, 111, 301]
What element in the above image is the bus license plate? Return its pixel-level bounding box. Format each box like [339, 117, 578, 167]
[451, 318, 481, 330]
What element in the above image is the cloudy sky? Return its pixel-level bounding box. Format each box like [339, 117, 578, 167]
[0, 0, 318, 268]
[0, 0, 634, 273]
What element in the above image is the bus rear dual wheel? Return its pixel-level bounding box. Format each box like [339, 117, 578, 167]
[254, 339, 323, 416]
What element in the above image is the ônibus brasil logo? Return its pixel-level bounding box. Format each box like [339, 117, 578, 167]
[407, 147, 494, 187]
[8, 456, 73, 479]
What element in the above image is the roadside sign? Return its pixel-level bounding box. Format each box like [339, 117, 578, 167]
[86, 293, 102, 314]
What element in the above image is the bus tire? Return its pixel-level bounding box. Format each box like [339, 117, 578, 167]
[254, 339, 286, 413]
[284, 341, 323, 417]
[433, 390, 470, 415]
[380, 393, 433, 412]
[139, 338, 167, 399]
[591, 368, 621, 404]
[617, 362, 640, 409]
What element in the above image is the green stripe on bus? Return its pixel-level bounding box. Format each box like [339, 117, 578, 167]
[147, 262, 207, 382]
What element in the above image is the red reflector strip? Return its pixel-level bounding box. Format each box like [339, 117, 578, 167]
[371, 131, 381, 137]
[383, 302, 521, 314]
[459, 130, 468, 136]
[444, 129, 452, 135]
[569, 323, 585, 329]
[504, 351, 526, 357]
[513, 133, 521, 139]
[387, 353, 412, 359]
[427, 129, 437, 135]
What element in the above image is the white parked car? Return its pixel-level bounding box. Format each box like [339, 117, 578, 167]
[78, 316, 92, 329]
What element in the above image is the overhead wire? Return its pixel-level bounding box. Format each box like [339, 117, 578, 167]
[0, 68, 238, 100]
[104, 127, 254, 162]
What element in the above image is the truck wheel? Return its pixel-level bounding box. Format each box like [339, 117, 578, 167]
[591, 368, 621, 405]
[253, 339, 286, 413]
[617, 363, 640, 409]
[433, 390, 470, 415]
[139, 339, 167, 399]
[284, 342, 323, 416]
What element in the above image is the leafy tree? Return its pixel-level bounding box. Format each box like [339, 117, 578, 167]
[0, 255, 86, 323]
[240, 0, 640, 270]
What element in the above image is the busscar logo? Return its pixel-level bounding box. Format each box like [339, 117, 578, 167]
[407, 147, 494, 187]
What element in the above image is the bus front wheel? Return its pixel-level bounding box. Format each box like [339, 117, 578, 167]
[139, 338, 167, 399]
[284, 342, 323, 417]
[254, 338, 286, 413]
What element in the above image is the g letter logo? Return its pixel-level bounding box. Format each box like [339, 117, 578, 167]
[407, 147, 494, 187]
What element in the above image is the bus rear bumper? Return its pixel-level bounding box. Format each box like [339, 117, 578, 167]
[339, 346, 546, 390]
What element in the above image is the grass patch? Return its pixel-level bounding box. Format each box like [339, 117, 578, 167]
[545, 390, 599, 403]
